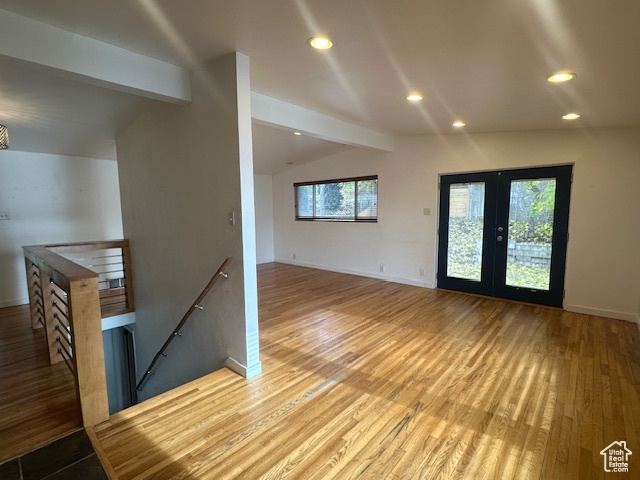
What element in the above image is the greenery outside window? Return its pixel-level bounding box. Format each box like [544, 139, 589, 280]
[295, 176, 378, 222]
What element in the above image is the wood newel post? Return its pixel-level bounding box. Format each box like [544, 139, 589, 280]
[24, 258, 43, 330]
[40, 271, 63, 365]
[68, 277, 109, 426]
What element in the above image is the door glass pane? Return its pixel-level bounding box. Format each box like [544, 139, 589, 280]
[506, 178, 556, 290]
[447, 182, 485, 281]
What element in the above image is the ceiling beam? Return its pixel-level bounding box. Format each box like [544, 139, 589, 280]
[251, 93, 394, 152]
[0, 9, 191, 104]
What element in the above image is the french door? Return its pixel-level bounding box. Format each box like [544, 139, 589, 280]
[437, 165, 572, 307]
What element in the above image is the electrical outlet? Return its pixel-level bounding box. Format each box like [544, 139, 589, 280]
[419, 267, 425, 276]
[423, 207, 431, 216]
[379, 264, 385, 273]
[0, 212, 10, 220]
[293, 253, 296, 260]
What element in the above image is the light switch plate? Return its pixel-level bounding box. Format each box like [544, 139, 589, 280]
[0, 212, 10, 220]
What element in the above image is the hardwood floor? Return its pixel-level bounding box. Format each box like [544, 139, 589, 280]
[0, 304, 81, 463]
[93, 263, 640, 479]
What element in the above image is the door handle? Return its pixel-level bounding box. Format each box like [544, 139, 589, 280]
[497, 226, 504, 232]
[497, 235, 504, 242]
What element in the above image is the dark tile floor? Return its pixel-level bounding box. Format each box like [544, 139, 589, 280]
[0, 430, 107, 479]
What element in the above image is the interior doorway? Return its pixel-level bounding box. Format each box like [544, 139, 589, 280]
[437, 165, 572, 307]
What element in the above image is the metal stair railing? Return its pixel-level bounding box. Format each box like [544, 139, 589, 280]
[134, 257, 233, 392]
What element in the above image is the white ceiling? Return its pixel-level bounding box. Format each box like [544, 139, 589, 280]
[252, 123, 352, 175]
[0, 0, 639, 165]
[0, 55, 153, 160]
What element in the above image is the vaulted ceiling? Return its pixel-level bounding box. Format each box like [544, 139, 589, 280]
[0, 0, 639, 172]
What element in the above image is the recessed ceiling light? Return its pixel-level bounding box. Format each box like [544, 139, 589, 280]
[547, 72, 576, 83]
[452, 121, 466, 128]
[308, 37, 333, 49]
[407, 94, 423, 102]
[293, 131, 302, 136]
[286, 162, 294, 165]
[562, 113, 581, 120]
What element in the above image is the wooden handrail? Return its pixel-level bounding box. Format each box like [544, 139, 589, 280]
[23, 245, 97, 292]
[135, 257, 233, 392]
[46, 239, 130, 253]
[24, 240, 135, 316]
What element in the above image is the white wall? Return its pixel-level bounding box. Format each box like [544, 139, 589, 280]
[254, 174, 274, 264]
[116, 52, 260, 400]
[0, 150, 123, 307]
[273, 127, 640, 322]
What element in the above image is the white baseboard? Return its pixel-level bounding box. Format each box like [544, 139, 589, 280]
[225, 357, 262, 379]
[274, 258, 434, 289]
[257, 258, 275, 265]
[565, 304, 639, 323]
[0, 298, 28, 308]
[270, 263, 638, 326]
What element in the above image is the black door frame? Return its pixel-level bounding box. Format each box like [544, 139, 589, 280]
[437, 165, 572, 307]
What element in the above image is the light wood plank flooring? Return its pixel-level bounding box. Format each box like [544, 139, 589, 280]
[0, 304, 81, 463]
[93, 263, 640, 479]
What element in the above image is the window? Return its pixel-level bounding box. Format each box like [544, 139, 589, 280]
[294, 176, 378, 222]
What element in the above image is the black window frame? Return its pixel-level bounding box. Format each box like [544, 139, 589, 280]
[294, 175, 378, 223]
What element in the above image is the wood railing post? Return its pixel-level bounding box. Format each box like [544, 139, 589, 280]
[24, 258, 43, 330]
[40, 272, 63, 365]
[68, 276, 109, 426]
